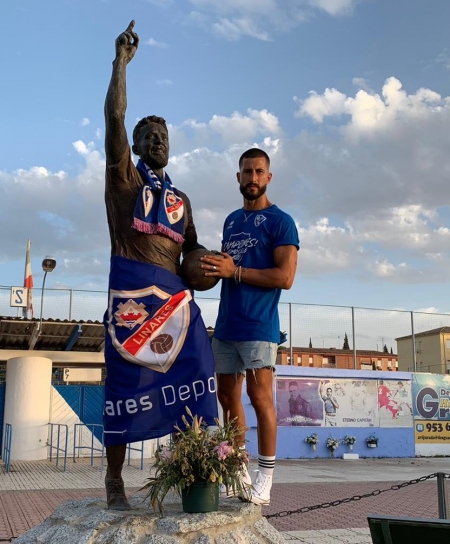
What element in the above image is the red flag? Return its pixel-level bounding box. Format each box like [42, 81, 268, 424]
[24, 239, 34, 318]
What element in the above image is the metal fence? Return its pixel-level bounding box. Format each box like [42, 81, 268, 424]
[1, 285, 450, 372]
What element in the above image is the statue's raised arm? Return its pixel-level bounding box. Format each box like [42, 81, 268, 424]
[104, 20, 140, 165]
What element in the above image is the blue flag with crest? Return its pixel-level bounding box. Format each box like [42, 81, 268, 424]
[103, 256, 218, 446]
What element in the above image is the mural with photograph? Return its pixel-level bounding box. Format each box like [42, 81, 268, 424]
[377, 379, 413, 427]
[276, 378, 323, 426]
[276, 377, 379, 427]
[327, 379, 379, 427]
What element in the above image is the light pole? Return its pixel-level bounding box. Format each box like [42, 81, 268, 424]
[39, 255, 57, 330]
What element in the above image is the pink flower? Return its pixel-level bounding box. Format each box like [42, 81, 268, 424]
[159, 446, 173, 463]
[214, 441, 233, 460]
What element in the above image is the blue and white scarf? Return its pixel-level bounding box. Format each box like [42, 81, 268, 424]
[132, 160, 185, 243]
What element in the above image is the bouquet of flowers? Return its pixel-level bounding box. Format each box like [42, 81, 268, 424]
[366, 434, 379, 446]
[142, 407, 249, 516]
[305, 433, 319, 445]
[326, 436, 340, 451]
[342, 435, 356, 445]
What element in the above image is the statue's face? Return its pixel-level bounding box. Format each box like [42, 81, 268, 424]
[133, 122, 169, 170]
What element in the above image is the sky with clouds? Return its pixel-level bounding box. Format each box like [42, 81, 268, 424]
[2, 0, 450, 323]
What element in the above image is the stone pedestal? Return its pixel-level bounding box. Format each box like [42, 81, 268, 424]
[14, 494, 286, 544]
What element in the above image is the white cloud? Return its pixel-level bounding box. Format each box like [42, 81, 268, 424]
[0, 141, 107, 276]
[186, 0, 362, 40]
[308, 0, 360, 16]
[146, 38, 169, 48]
[81, 118, 90, 126]
[436, 49, 450, 70]
[294, 88, 348, 122]
[168, 108, 281, 151]
[212, 18, 271, 41]
[295, 77, 445, 140]
[2, 76, 450, 289]
[156, 79, 174, 85]
[352, 77, 371, 91]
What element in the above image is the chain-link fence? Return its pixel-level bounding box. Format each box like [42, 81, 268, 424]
[1, 285, 450, 372]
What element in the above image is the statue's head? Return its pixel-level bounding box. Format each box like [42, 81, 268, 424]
[132, 115, 169, 170]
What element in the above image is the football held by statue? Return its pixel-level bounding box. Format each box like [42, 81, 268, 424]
[181, 249, 222, 291]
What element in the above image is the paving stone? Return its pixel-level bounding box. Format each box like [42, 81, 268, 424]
[1, 458, 449, 543]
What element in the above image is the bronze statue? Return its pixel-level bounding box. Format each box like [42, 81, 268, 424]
[103, 20, 217, 510]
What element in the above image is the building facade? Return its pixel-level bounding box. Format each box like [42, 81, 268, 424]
[396, 326, 450, 374]
[277, 347, 398, 372]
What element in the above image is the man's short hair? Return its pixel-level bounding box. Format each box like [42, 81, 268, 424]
[288, 381, 298, 388]
[133, 115, 168, 144]
[326, 388, 332, 394]
[238, 148, 270, 168]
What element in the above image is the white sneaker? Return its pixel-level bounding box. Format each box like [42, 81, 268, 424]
[220, 463, 252, 498]
[249, 470, 272, 505]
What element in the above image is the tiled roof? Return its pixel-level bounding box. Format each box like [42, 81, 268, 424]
[0, 316, 104, 352]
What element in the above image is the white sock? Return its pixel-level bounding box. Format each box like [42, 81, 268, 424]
[258, 454, 275, 477]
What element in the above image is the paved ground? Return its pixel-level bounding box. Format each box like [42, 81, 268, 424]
[1, 456, 450, 543]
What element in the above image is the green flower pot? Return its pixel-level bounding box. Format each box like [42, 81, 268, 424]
[181, 482, 219, 513]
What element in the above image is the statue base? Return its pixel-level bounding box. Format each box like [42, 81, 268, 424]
[13, 494, 286, 544]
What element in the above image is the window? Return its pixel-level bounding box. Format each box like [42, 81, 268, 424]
[322, 357, 329, 367]
[297, 356, 302, 365]
[309, 356, 313, 366]
[387, 360, 392, 368]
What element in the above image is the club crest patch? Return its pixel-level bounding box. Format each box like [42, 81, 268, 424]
[107, 286, 191, 373]
[114, 300, 149, 329]
[164, 188, 184, 225]
[255, 214, 266, 227]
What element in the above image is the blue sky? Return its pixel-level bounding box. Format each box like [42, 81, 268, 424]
[1, 0, 450, 315]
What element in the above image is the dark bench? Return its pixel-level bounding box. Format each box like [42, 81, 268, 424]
[368, 515, 450, 544]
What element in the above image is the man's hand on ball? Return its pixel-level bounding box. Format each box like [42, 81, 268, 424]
[200, 252, 234, 278]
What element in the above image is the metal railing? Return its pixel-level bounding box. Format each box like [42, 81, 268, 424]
[3, 423, 12, 472]
[48, 423, 68, 471]
[73, 423, 105, 469]
[126, 440, 145, 471]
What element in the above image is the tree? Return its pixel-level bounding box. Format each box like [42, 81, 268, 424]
[390, 347, 393, 354]
[383, 344, 388, 353]
[309, 337, 312, 348]
[342, 333, 350, 350]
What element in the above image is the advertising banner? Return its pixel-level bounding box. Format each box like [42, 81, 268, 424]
[414, 420, 450, 444]
[412, 374, 450, 421]
[412, 374, 450, 445]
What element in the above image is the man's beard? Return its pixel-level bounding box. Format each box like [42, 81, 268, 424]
[240, 183, 267, 201]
